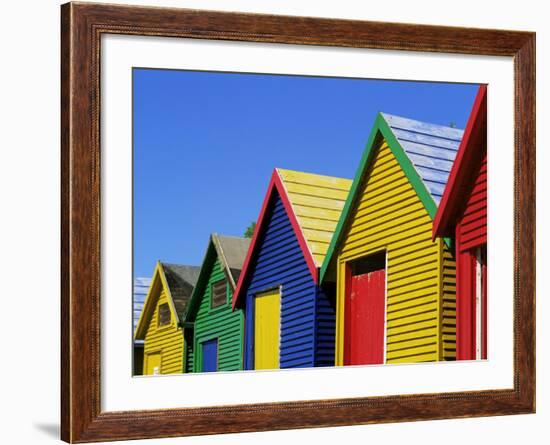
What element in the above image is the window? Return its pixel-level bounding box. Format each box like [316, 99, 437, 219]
[157, 303, 171, 327]
[211, 279, 227, 308]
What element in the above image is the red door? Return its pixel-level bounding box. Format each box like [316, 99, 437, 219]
[345, 268, 386, 365]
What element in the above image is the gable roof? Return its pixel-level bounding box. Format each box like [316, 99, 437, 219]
[381, 113, 464, 205]
[433, 85, 487, 238]
[232, 168, 352, 309]
[278, 169, 352, 266]
[185, 234, 250, 321]
[213, 234, 251, 287]
[161, 263, 201, 317]
[320, 112, 464, 283]
[134, 261, 199, 339]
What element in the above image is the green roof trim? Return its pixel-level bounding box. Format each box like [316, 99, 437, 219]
[319, 112, 446, 283]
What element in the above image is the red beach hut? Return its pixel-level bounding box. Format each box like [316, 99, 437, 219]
[432, 85, 487, 360]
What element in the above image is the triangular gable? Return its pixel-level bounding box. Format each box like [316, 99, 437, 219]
[134, 262, 182, 340]
[186, 234, 249, 321]
[433, 85, 487, 239]
[320, 112, 464, 283]
[231, 169, 319, 310]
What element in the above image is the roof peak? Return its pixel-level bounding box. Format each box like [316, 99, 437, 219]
[185, 233, 250, 321]
[432, 85, 487, 238]
[320, 110, 464, 283]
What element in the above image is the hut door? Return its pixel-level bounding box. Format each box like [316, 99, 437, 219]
[145, 351, 161, 375]
[254, 289, 281, 370]
[201, 339, 218, 372]
[346, 253, 386, 365]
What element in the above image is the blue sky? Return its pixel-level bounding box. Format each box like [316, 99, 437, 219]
[133, 68, 479, 278]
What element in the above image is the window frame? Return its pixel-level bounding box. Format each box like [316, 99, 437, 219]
[157, 302, 171, 328]
[210, 279, 228, 309]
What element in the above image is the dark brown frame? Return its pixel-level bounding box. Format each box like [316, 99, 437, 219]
[61, 2, 536, 443]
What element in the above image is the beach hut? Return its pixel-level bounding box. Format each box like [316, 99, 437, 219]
[232, 169, 352, 370]
[133, 276, 151, 375]
[320, 113, 464, 366]
[134, 262, 200, 375]
[183, 234, 250, 373]
[433, 85, 487, 360]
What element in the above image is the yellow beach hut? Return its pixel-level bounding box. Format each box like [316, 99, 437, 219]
[134, 262, 200, 375]
[320, 113, 464, 366]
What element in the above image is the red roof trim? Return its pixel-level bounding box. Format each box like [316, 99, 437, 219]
[275, 170, 319, 283]
[432, 85, 487, 239]
[231, 169, 318, 310]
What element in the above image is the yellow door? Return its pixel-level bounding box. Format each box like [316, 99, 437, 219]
[254, 289, 281, 370]
[145, 351, 161, 375]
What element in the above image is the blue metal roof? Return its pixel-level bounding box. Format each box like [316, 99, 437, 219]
[381, 113, 464, 205]
[133, 276, 151, 341]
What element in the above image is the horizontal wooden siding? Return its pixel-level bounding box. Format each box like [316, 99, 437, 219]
[338, 141, 451, 364]
[184, 329, 194, 373]
[458, 154, 487, 252]
[143, 287, 184, 374]
[315, 284, 336, 367]
[441, 242, 457, 360]
[245, 194, 317, 369]
[193, 258, 244, 372]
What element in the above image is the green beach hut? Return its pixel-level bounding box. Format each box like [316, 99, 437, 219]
[183, 234, 250, 372]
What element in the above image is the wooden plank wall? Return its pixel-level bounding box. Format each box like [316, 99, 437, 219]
[315, 284, 336, 367]
[244, 194, 318, 369]
[336, 141, 455, 364]
[143, 287, 184, 374]
[456, 153, 487, 360]
[458, 154, 487, 252]
[184, 329, 194, 373]
[441, 244, 457, 360]
[193, 258, 244, 372]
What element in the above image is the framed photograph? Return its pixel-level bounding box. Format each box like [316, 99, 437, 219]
[61, 2, 535, 442]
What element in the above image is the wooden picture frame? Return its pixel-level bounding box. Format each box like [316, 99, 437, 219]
[61, 2, 535, 442]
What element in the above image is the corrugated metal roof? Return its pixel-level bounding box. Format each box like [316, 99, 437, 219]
[381, 113, 464, 205]
[133, 277, 151, 342]
[277, 168, 352, 267]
